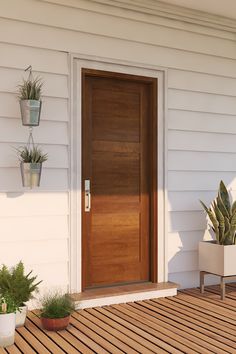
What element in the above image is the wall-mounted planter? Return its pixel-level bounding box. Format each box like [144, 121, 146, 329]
[20, 162, 42, 188]
[20, 100, 42, 126]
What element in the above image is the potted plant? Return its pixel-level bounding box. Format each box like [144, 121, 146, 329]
[40, 292, 75, 331]
[199, 180, 236, 276]
[18, 76, 43, 126]
[0, 262, 42, 327]
[0, 294, 18, 347]
[18, 146, 48, 188]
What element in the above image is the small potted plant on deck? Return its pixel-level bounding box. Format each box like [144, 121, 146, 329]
[0, 294, 18, 347]
[40, 292, 75, 331]
[18, 75, 43, 126]
[199, 180, 236, 276]
[18, 146, 48, 188]
[0, 262, 42, 327]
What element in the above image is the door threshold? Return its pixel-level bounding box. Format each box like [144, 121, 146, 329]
[71, 282, 178, 309]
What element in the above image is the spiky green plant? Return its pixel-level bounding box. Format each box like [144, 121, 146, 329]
[40, 292, 75, 319]
[200, 180, 236, 245]
[18, 76, 43, 100]
[18, 146, 48, 163]
[0, 262, 42, 307]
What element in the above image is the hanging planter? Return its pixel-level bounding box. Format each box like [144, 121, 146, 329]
[17, 137, 48, 188]
[20, 162, 42, 188]
[19, 100, 42, 127]
[18, 67, 43, 126]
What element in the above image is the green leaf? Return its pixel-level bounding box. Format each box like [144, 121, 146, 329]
[219, 180, 231, 216]
[232, 201, 236, 216]
[216, 194, 229, 218]
[200, 200, 219, 243]
[212, 202, 225, 244]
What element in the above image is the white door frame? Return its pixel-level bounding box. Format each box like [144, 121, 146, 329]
[69, 53, 168, 293]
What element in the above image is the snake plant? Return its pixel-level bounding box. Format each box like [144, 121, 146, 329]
[200, 181, 236, 245]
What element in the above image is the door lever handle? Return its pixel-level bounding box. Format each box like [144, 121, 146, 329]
[85, 179, 91, 212]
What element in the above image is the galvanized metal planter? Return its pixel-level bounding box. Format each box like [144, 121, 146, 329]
[20, 162, 42, 188]
[20, 100, 42, 126]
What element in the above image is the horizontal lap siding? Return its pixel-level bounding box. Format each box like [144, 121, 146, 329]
[167, 71, 236, 286]
[0, 40, 69, 294]
[1, 0, 236, 291]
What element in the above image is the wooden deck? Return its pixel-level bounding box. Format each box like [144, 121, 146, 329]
[2, 284, 236, 353]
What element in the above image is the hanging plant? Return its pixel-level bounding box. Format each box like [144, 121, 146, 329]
[17, 141, 48, 188]
[18, 66, 43, 126]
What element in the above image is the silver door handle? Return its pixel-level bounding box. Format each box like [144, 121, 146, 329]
[85, 179, 91, 212]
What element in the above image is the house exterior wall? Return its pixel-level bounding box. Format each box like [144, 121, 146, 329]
[1, 0, 236, 292]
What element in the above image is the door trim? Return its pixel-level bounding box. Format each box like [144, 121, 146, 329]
[69, 54, 167, 293]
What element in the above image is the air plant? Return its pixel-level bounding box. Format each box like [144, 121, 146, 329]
[17, 146, 48, 164]
[18, 76, 43, 101]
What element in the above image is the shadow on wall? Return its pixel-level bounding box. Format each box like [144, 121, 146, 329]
[167, 180, 236, 289]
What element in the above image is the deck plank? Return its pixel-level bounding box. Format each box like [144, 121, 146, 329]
[1, 285, 236, 353]
[107, 304, 197, 354]
[150, 298, 236, 353]
[74, 310, 139, 354]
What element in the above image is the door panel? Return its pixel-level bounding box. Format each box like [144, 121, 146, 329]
[82, 69, 157, 289]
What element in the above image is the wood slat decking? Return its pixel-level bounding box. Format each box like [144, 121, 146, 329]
[2, 284, 236, 353]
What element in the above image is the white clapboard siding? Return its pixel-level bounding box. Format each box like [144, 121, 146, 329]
[11, 0, 236, 41]
[0, 143, 68, 169]
[0, 168, 68, 191]
[3, 17, 236, 79]
[0, 215, 68, 241]
[0, 67, 68, 98]
[169, 130, 236, 153]
[168, 191, 217, 211]
[168, 250, 198, 273]
[0, 239, 68, 265]
[169, 110, 236, 135]
[0, 93, 68, 122]
[0, 192, 68, 217]
[169, 171, 236, 191]
[168, 211, 206, 232]
[169, 89, 236, 115]
[0, 42, 68, 74]
[168, 69, 236, 97]
[0, 118, 68, 145]
[28, 262, 68, 288]
[2, 0, 236, 60]
[169, 151, 236, 172]
[168, 231, 209, 254]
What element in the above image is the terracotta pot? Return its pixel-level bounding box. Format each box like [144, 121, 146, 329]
[41, 315, 70, 331]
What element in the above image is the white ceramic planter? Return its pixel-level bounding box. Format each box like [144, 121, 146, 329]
[199, 240, 236, 276]
[0, 313, 15, 347]
[15, 306, 27, 328]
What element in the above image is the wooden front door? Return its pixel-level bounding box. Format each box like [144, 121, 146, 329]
[82, 69, 157, 290]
